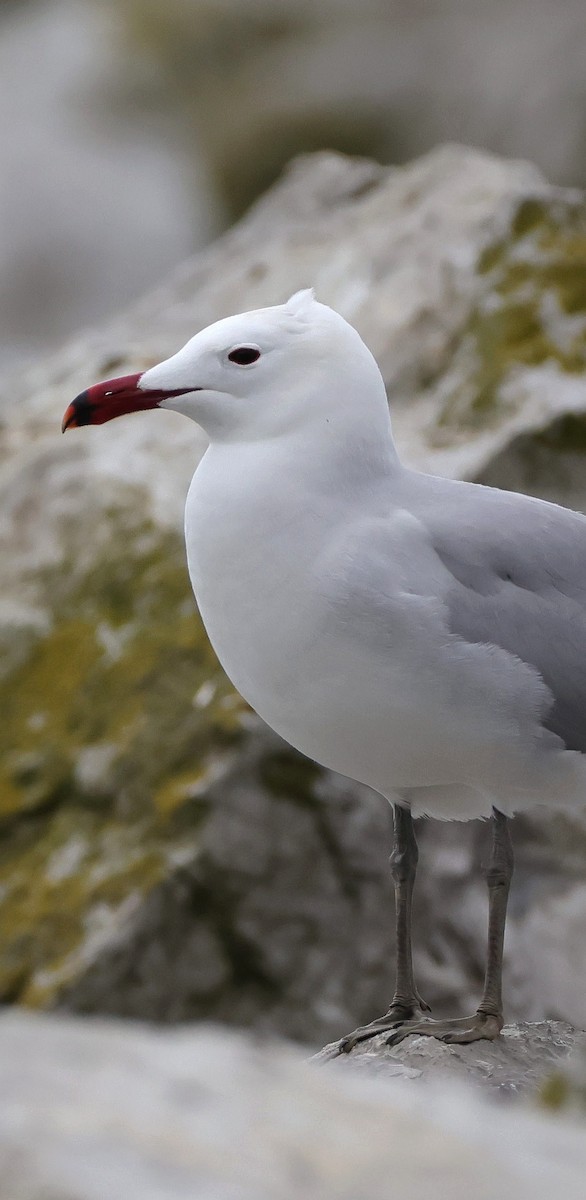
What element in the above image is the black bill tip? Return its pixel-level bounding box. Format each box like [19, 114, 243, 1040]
[62, 390, 93, 433]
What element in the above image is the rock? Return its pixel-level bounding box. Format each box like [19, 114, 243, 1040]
[120, 0, 586, 218]
[316, 1020, 586, 1099]
[0, 1, 200, 371]
[0, 1013, 585, 1200]
[1, 145, 586, 1038]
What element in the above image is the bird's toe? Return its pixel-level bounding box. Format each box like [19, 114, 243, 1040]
[315, 1002, 431, 1057]
[385, 1011, 503, 1047]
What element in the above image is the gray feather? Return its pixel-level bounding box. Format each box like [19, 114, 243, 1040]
[407, 473, 586, 753]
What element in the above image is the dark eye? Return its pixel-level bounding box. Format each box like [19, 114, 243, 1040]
[228, 346, 261, 366]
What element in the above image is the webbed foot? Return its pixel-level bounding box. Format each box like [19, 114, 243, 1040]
[315, 996, 431, 1060]
[385, 1010, 502, 1048]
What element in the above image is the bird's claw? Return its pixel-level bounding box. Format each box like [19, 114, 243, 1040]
[384, 1011, 503, 1048]
[315, 998, 432, 1058]
[313, 1008, 503, 1060]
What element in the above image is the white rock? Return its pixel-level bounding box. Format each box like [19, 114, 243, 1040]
[0, 1013, 584, 1200]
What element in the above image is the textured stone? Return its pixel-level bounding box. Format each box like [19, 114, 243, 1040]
[120, 0, 586, 213]
[0, 1014, 585, 1200]
[1, 145, 586, 1037]
[317, 1020, 586, 1099]
[0, 1, 198, 370]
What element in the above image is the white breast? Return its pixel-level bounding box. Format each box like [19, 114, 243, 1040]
[184, 443, 572, 819]
[185, 442, 338, 718]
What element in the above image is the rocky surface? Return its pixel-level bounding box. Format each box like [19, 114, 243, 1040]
[317, 1020, 586, 1098]
[0, 1013, 585, 1200]
[0, 0, 201, 371]
[1, 144, 586, 1038]
[122, 0, 586, 217]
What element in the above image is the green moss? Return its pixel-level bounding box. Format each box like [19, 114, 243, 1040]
[510, 197, 553, 239]
[538, 1067, 586, 1114]
[436, 195, 586, 435]
[0, 808, 168, 1007]
[153, 767, 213, 817]
[539, 1071, 570, 1110]
[0, 506, 246, 1006]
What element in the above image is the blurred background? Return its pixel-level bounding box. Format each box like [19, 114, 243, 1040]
[1, 0, 586, 1067]
[3, 0, 586, 373]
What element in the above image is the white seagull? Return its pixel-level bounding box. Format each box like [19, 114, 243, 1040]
[63, 289, 586, 1050]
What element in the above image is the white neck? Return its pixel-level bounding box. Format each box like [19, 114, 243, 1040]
[183, 377, 402, 726]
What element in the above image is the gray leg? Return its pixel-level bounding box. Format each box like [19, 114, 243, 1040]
[334, 804, 429, 1054]
[386, 807, 513, 1047]
[318, 807, 514, 1061]
[388, 805, 430, 1018]
[477, 807, 514, 1020]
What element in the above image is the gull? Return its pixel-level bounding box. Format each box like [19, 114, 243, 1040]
[62, 289, 586, 1051]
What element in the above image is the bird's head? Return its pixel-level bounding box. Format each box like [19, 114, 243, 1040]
[62, 290, 389, 444]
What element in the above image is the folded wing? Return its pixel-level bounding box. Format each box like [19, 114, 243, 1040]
[418, 476, 586, 753]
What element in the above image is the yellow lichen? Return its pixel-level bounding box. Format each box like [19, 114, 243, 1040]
[153, 766, 214, 817]
[434, 194, 586, 436]
[0, 505, 245, 1007]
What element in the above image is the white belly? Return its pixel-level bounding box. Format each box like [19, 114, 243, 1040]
[185, 453, 431, 793]
[184, 450, 586, 821]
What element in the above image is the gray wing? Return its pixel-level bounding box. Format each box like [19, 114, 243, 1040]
[414, 475, 586, 753]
